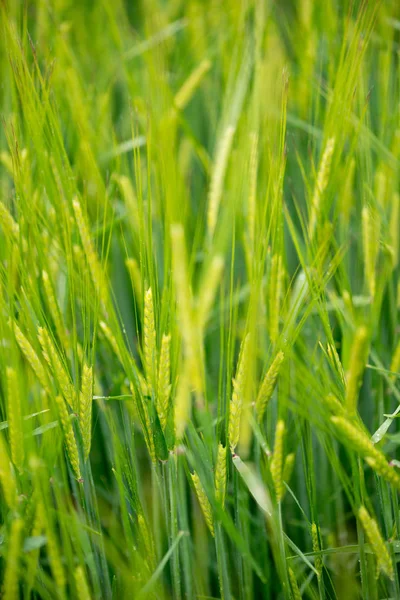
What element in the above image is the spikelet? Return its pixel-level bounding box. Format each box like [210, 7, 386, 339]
[345, 326, 369, 415]
[42, 270, 68, 348]
[330, 417, 400, 489]
[79, 364, 93, 461]
[358, 506, 394, 580]
[144, 288, 157, 390]
[324, 393, 346, 416]
[37, 501, 66, 591]
[6, 367, 24, 472]
[38, 327, 76, 410]
[389, 338, 400, 383]
[215, 443, 227, 507]
[326, 342, 345, 385]
[191, 472, 214, 536]
[126, 257, 142, 302]
[0, 200, 19, 238]
[362, 206, 380, 298]
[268, 254, 284, 344]
[197, 255, 224, 329]
[3, 518, 23, 600]
[0, 433, 17, 509]
[55, 395, 82, 480]
[171, 224, 202, 393]
[174, 59, 211, 110]
[207, 125, 236, 238]
[12, 322, 49, 392]
[311, 523, 322, 578]
[138, 371, 149, 397]
[74, 566, 91, 600]
[282, 453, 295, 486]
[157, 334, 171, 430]
[309, 137, 335, 239]
[365, 457, 400, 490]
[174, 370, 190, 440]
[256, 351, 285, 422]
[247, 132, 258, 253]
[288, 567, 302, 600]
[138, 513, 156, 569]
[270, 420, 285, 502]
[228, 334, 250, 452]
[99, 321, 123, 364]
[72, 197, 107, 300]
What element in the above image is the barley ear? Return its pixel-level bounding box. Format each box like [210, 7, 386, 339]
[345, 326, 368, 415]
[215, 443, 227, 507]
[270, 420, 285, 502]
[311, 523, 322, 578]
[256, 351, 285, 422]
[55, 395, 82, 480]
[157, 333, 171, 430]
[358, 506, 394, 580]
[228, 334, 250, 453]
[79, 364, 93, 461]
[191, 472, 214, 536]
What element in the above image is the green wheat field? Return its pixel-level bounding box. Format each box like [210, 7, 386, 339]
[1, 1, 400, 598]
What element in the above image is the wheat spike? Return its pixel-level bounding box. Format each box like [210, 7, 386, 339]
[270, 420, 285, 502]
[99, 320, 123, 364]
[0, 200, 19, 238]
[38, 327, 76, 410]
[362, 206, 380, 298]
[157, 333, 171, 430]
[72, 197, 107, 302]
[365, 457, 400, 490]
[55, 395, 82, 480]
[126, 257, 142, 302]
[144, 287, 157, 390]
[345, 326, 368, 415]
[282, 453, 295, 486]
[311, 523, 323, 578]
[191, 472, 214, 536]
[42, 270, 68, 348]
[330, 417, 400, 488]
[228, 333, 250, 452]
[215, 443, 227, 507]
[79, 364, 93, 461]
[358, 506, 393, 580]
[256, 351, 285, 422]
[12, 322, 49, 392]
[288, 567, 302, 600]
[309, 137, 335, 239]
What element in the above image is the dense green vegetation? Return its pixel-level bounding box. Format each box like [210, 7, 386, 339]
[1, 1, 400, 598]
